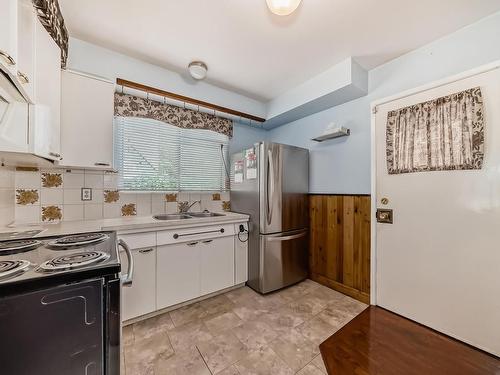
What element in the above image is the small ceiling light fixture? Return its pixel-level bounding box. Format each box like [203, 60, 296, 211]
[266, 0, 302, 16]
[188, 61, 208, 80]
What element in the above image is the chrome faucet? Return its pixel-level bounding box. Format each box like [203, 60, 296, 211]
[178, 200, 201, 213]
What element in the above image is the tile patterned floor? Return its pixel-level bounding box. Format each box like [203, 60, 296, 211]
[122, 279, 367, 374]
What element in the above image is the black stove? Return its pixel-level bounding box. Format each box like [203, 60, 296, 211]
[0, 231, 127, 375]
[0, 231, 120, 291]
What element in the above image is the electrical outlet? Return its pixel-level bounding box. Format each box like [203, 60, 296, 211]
[81, 188, 93, 201]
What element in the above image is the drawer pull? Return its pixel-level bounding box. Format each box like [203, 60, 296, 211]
[17, 71, 29, 83]
[173, 228, 224, 239]
[186, 241, 199, 247]
[202, 240, 213, 244]
[139, 248, 154, 254]
[0, 50, 15, 66]
[95, 162, 111, 167]
[49, 152, 61, 158]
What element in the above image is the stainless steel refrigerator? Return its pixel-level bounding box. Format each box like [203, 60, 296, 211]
[230, 142, 309, 294]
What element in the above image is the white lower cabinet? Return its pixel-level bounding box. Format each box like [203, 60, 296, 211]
[120, 222, 248, 321]
[156, 242, 200, 310]
[121, 247, 156, 321]
[200, 236, 234, 295]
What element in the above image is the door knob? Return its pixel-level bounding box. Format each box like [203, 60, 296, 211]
[376, 209, 393, 224]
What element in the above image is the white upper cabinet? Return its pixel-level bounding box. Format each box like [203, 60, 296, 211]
[16, 0, 35, 101]
[0, 0, 18, 76]
[31, 18, 61, 161]
[60, 70, 115, 169]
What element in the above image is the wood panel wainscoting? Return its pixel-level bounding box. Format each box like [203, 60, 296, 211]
[309, 194, 371, 304]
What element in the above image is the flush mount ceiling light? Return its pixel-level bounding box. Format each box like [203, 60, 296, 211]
[188, 61, 208, 80]
[266, 0, 302, 16]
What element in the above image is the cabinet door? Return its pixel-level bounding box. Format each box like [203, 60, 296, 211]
[200, 236, 234, 296]
[16, 0, 35, 100]
[157, 242, 200, 309]
[0, 0, 18, 75]
[121, 247, 156, 321]
[32, 18, 61, 160]
[60, 71, 114, 169]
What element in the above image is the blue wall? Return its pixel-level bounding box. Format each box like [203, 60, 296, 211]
[267, 12, 500, 194]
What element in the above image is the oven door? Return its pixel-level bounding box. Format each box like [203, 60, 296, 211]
[0, 71, 29, 153]
[0, 278, 104, 375]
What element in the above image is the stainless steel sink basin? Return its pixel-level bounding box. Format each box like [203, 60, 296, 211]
[187, 212, 226, 218]
[153, 214, 192, 220]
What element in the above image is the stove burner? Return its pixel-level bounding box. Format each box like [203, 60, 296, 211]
[0, 239, 42, 254]
[0, 260, 30, 279]
[47, 233, 109, 248]
[39, 251, 109, 271]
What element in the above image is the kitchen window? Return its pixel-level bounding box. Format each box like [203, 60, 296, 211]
[113, 116, 229, 191]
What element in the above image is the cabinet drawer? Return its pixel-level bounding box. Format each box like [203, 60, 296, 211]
[156, 224, 235, 246]
[118, 232, 156, 249]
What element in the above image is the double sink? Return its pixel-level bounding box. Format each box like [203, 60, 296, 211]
[153, 212, 226, 221]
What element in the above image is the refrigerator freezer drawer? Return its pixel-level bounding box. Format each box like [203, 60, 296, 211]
[259, 229, 308, 293]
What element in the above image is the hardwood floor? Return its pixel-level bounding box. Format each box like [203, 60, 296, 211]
[319, 306, 500, 375]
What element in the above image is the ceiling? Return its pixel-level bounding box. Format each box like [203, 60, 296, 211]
[59, 0, 500, 102]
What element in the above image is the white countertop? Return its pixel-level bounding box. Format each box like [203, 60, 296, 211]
[0, 212, 249, 237]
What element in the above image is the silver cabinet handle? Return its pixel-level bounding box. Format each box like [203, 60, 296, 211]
[202, 240, 213, 244]
[187, 241, 199, 247]
[49, 152, 61, 158]
[17, 71, 29, 83]
[94, 162, 111, 167]
[173, 228, 224, 239]
[0, 50, 15, 66]
[267, 231, 307, 242]
[267, 148, 274, 225]
[119, 239, 134, 287]
[139, 248, 154, 254]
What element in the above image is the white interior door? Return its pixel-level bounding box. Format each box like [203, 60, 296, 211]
[375, 66, 500, 356]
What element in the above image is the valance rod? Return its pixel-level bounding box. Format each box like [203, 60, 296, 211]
[116, 78, 266, 123]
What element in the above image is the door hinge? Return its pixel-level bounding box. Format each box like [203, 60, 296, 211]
[372, 106, 378, 114]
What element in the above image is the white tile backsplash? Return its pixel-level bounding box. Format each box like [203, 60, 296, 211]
[63, 172, 85, 188]
[84, 204, 103, 220]
[84, 173, 104, 189]
[64, 204, 84, 221]
[63, 189, 83, 205]
[41, 188, 63, 205]
[4, 167, 230, 224]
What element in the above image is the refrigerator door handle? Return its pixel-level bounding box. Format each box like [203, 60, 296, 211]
[267, 148, 274, 225]
[267, 231, 307, 242]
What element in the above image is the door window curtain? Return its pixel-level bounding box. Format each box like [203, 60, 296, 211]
[386, 87, 484, 174]
[114, 92, 233, 138]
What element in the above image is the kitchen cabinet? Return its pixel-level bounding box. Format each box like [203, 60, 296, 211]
[121, 246, 157, 321]
[0, 0, 18, 76]
[156, 241, 200, 309]
[31, 18, 61, 161]
[200, 236, 234, 295]
[234, 223, 248, 285]
[60, 70, 115, 169]
[16, 0, 35, 101]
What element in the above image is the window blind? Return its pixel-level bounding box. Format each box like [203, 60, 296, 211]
[113, 117, 229, 191]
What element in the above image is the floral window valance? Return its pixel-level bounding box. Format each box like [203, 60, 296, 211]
[32, 0, 69, 68]
[386, 87, 484, 174]
[114, 92, 233, 138]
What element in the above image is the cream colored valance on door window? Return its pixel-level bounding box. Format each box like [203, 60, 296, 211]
[386, 87, 484, 174]
[114, 92, 233, 138]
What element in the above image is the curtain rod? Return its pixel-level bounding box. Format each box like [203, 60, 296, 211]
[116, 78, 266, 123]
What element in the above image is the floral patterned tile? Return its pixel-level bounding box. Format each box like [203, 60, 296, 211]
[41, 205, 63, 222]
[121, 203, 136, 216]
[104, 190, 120, 203]
[41, 172, 63, 188]
[15, 189, 39, 205]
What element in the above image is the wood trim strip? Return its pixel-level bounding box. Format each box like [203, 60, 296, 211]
[311, 273, 370, 304]
[116, 78, 266, 123]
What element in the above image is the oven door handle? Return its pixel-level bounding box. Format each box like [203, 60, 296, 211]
[118, 239, 134, 287]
